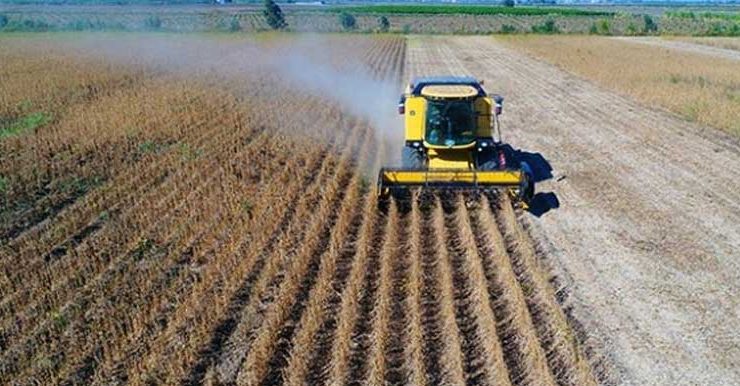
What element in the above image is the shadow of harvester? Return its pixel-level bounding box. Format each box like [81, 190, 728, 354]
[500, 144, 560, 217]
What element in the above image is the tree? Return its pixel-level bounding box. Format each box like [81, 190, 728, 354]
[339, 12, 356, 30]
[503, 0, 515, 7]
[263, 0, 287, 30]
[144, 16, 162, 30]
[531, 19, 558, 34]
[500, 24, 516, 34]
[378, 16, 390, 32]
[0, 14, 8, 29]
[643, 15, 658, 34]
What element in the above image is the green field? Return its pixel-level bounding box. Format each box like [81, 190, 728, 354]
[666, 10, 740, 21]
[0, 3, 738, 36]
[332, 5, 613, 17]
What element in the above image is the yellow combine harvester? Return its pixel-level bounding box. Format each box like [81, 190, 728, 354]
[377, 76, 534, 206]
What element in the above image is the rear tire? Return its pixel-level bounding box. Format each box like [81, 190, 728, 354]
[402, 146, 425, 169]
[520, 161, 535, 203]
[477, 148, 498, 170]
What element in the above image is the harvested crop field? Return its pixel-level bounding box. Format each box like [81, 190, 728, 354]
[497, 35, 740, 135]
[2, 33, 739, 386]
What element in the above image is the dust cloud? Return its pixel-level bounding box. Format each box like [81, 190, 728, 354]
[32, 33, 403, 166]
[273, 36, 402, 162]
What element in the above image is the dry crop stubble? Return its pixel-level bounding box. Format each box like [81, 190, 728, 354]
[497, 35, 740, 135]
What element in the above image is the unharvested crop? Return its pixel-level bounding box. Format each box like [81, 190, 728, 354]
[669, 36, 740, 51]
[0, 33, 596, 386]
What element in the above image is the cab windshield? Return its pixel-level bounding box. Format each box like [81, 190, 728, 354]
[425, 99, 476, 147]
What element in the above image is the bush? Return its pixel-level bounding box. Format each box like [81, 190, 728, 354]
[531, 19, 559, 34]
[706, 22, 740, 37]
[4, 18, 51, 32]
[229, 17, 241, 32]
[587, 19, 611, 35]
[589, 22, 598, 34]
[402, 24, 411, 34]
[263, 0, 287, 30]
[339, 12, 356, 30]
[500, 24, 517, 34]
[66, 18, 106, 31]
[0, 14, 8, 29]
[643, 14, 658, 34]
[0, 111, 52, 138]
[667, 11, 696, 20]
[503, 0, 515, 7]
[626, 22, 639, 36]
[144, 15, 162, 30]
[378, 15, 389, 32]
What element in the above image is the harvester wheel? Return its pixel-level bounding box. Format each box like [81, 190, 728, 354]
[520, 161, 535, 203]
[402, 146, 425, 169]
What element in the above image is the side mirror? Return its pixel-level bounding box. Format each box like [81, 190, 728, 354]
[398, 96, 406, 115]
[492, 94, 504, 115]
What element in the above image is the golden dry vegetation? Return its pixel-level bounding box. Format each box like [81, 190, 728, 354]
[668, 36, 740, 51]
[497, 35, 740, 136]
[0, 34, 597, 385]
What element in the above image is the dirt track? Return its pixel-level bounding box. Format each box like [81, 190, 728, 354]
[407, 36, 740, 384]
[612, 36, 740, 61]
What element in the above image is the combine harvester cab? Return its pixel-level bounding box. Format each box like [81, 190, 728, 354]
[378, 76, 534, 206]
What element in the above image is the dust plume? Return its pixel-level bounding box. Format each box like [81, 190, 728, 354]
[271, 36, 403, 165]
[17, 33, 403, 166]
